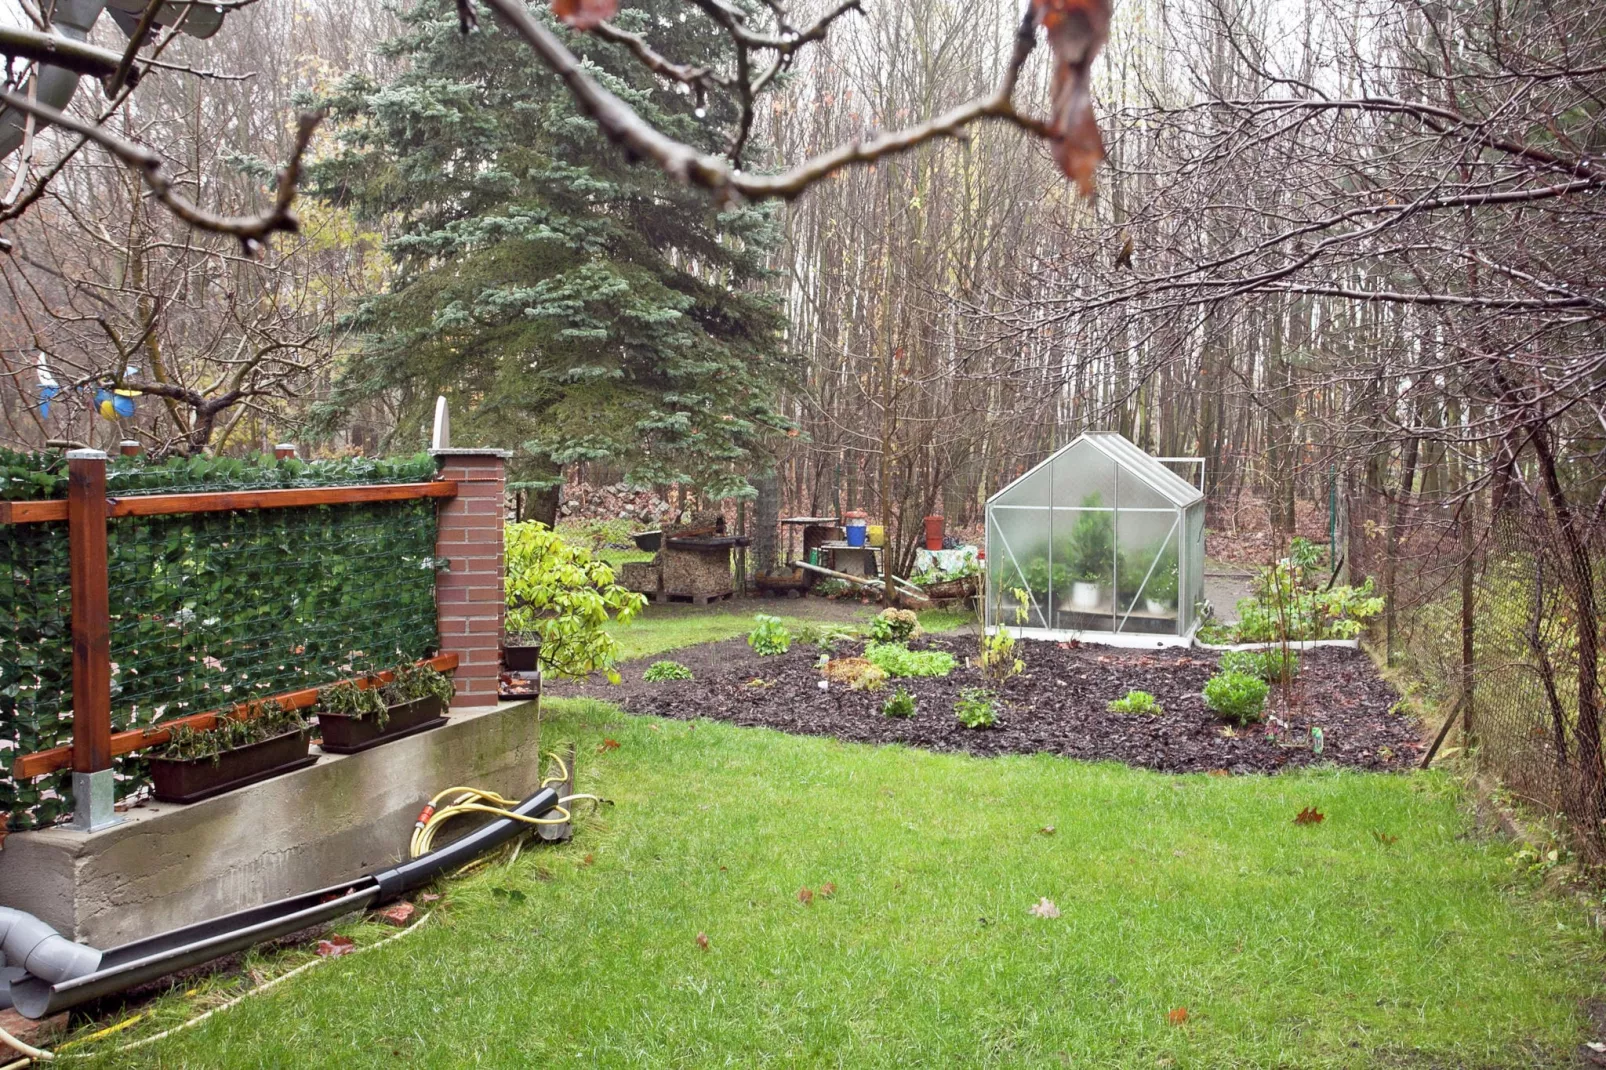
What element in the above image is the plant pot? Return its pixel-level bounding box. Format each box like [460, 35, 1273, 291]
[923, 515, 945, 551]
[1145, 597, 1172, 615]
[317, 695, 447, 755]
[149, 729, 315, 804]
[1071, 581, 1102, 609]
[503, 641, 542, 672]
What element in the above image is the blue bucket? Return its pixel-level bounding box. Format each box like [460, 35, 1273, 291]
[845, 521, 867, 548]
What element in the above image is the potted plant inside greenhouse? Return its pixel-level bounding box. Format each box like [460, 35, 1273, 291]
[1066, 493, 1113, 610]
[1143, 547, 1180, 616]
[148, 700, 316, 804]
[314, 662, 454, 754]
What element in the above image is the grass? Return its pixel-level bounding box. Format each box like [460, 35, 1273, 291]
[72, 697, 1600, 1069]
[607, 602, 974, 663]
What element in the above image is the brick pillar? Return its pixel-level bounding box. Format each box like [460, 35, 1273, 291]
[433, 449, 510, 707]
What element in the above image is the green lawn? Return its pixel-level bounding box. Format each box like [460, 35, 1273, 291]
[74, 696, 1600, 1068]
[610, 604, 972, 662]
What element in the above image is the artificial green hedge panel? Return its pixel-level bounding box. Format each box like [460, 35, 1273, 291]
[0, 452, 443, 829]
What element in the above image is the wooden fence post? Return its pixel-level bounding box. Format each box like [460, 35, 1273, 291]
[66, 449, 119, 831]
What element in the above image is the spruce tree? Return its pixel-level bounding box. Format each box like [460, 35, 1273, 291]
[309, 0, 791, 501]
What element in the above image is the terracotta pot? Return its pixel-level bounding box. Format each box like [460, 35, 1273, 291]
[149, 730, 314, 804]
[317, 695, 447, 754]
[924, 515, 945, 551]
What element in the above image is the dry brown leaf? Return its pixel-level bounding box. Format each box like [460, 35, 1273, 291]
[1029, 896, 1061, 918]
[797, 887, 815, 905]
[1167, 1006, 1189, 1025]
[552, 0, 617, 30]
[695, 931, 709, 951]
[1032, 0, 1113, 198]
[819, 882, 836, 898]
[1294, 806, 1325, 826]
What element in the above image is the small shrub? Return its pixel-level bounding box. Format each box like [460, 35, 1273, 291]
[979, 627, 1025, 684]
[1203, 671, 1270, 725]
[748, 615, 792, 656]
[1219, 647, 1300, 682]
[821, 657, 886, 691]
[643, 660, 694, 682]
[1108, 689, 1162, 715]
[882, 687, 917, 718]
[382, 662, 455, 706]
[864, 641, 956, 678]
[869, 608, 922, 643]
[955, 687, 999, 729]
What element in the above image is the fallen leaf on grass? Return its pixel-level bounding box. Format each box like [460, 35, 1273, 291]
[580, 853, 595, 867]
[599, 738, 620, 752]
[797, 887, 814, 905]
[819, 882, 836, 898]
[420, 892, 441, 903]
[375, 901, 415, 927]
[1029, 897, 1061, 919]
[1372, 831, 1399, 846]
[695, 932, 709, 951]
[1294, 806, 1325, 826]
[317, 935, 356, 957]
[1039, 825, 1057, 835]
[1167, 1006, 1189, 1025]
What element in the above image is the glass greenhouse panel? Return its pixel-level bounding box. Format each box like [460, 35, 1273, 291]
[985, 432, 1206, 646]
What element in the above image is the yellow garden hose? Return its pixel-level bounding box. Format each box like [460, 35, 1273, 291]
[408, 753, 602, 859]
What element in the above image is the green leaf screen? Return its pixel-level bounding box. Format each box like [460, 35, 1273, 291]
[0, 452, 442, 829]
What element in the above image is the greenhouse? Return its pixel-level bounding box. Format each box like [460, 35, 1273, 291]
[985, 432, 1206, 645]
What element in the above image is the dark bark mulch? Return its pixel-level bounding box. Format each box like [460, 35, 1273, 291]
[550, 637, 1421, 775]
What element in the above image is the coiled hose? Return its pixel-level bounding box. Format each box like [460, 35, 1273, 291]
[409, 752, 602, 859]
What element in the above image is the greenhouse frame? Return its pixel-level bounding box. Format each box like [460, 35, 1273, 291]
[984, 432, 1206, 646]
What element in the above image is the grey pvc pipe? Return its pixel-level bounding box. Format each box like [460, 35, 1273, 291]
[5, 784, 562, 1019]
[0, 0, 108, 160]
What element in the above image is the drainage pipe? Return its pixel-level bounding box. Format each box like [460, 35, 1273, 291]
[6, 785, 561, 1019]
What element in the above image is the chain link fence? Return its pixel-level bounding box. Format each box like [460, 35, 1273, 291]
[1378, 493, 1606, 856]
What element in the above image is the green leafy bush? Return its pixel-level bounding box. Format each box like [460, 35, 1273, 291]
[505, 522, 647, 682]
[1107, 690, 1162, 715]
[748, 615, 792, 655]
[1219, 648, 1300, 682]
[869, 608, 922, 643]
[157, 700, 308, 763]
[1203, 671, 1270, 725]
[864, 641, 956, 678]
[882, 687, 917, 719]
[955, 688, 999, 729]
[1066, 493, 1114, 583]
[797, 623, 858, 651]
[643, 660, 694, 682]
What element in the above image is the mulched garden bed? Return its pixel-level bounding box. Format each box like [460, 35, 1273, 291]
[549, 637, 1421, 774]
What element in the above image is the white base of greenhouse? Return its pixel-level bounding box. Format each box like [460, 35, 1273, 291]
[990, 625, 1201, 650]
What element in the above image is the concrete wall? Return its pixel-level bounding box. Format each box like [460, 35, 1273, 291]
[0, 700, 541, 948]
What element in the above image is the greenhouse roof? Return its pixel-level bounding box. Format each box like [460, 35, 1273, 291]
[989, 431, 1204, 508]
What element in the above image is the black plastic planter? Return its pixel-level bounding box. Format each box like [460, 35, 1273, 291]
[502, 640, 541, 672]
[316, 695, 447, 754]
[149, 730, 316, 804]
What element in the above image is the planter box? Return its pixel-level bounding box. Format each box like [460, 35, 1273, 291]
[503, 642, 542, 672]
[149, 730, 315, 804]
[316, 695, 447, 755]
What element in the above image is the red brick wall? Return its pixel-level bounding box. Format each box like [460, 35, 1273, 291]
[434, 451, 508, 707]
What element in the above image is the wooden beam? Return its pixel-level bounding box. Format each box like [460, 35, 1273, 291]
[68, 452, 113, 775]
[14, 653, 459, 779]
[0, 480, 458, 525]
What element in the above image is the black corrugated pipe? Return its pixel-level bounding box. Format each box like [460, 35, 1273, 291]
[5, 785, 560, 1019]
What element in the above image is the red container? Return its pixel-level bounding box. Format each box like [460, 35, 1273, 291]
[924, 515, 945, 551]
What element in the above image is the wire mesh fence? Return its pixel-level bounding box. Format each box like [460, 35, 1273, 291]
[0, 452, 443, 829]
[1384, 494, 1606, 856]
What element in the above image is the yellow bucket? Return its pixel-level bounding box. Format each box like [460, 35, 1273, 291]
[867, 524, 885, 547]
